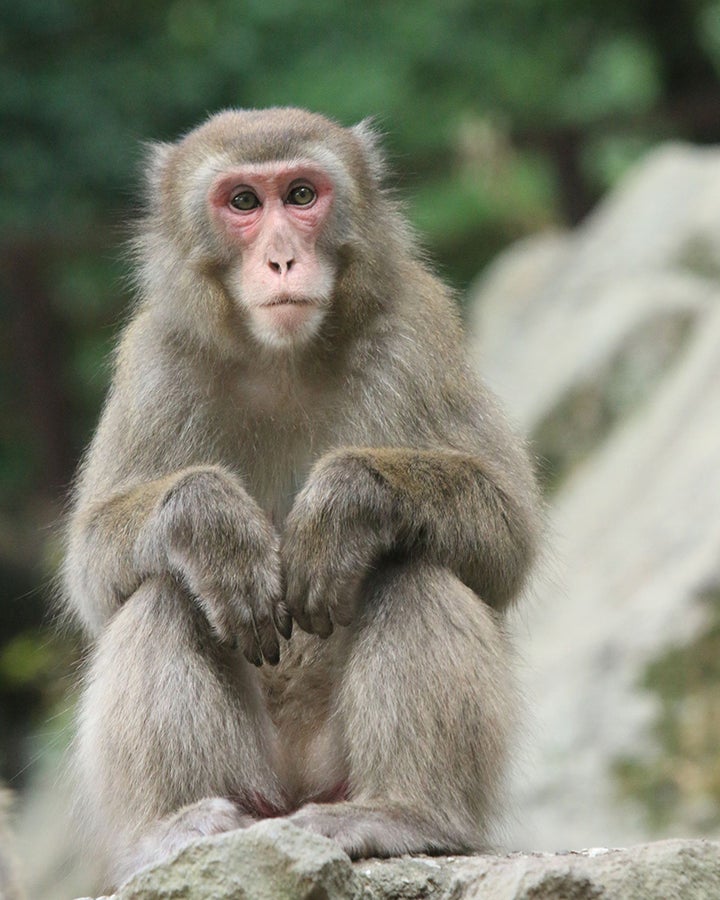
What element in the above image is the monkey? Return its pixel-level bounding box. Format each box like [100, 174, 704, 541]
[61, 107, 541, 887]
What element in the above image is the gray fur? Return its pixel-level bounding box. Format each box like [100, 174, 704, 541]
[62, 108, 541, 887]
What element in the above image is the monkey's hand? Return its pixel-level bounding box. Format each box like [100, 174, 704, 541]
[136, 467, 288, 665]
[284, 446, 539, 630]
[282, 452, 396, 637]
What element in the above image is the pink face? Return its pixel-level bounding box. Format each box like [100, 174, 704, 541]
[209, 162, 337, 348]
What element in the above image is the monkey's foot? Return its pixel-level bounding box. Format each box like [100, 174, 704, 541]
[285, 800, 452, 859]
[118, 797, 254, 883]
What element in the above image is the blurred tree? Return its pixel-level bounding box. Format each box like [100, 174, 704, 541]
[2, 0, 720, 781]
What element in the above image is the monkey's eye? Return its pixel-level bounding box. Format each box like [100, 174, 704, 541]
[286, 185, 316, 206]
[230, 190, 261, 211]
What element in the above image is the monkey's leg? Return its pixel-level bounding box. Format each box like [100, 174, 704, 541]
[288, 561, 516, 857]
[74, 574, 283, 884]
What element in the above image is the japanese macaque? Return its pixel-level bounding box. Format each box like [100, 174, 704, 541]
[62, 107, 541, 887]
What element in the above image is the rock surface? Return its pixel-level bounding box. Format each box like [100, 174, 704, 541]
[82, 821, 720, 900]
[470, 143, 720, 433]
[469, 143, 720, 850]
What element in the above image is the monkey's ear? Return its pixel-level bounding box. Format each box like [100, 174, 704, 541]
[351, 118, 386, 183]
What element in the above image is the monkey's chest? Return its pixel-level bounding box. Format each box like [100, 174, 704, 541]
[222, 409, 331, 524]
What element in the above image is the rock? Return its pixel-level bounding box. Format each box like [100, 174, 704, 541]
[83, 824, 720, 899]
[468, 143, 720, 850]
[361, 839, 720, 899]
[115, 820, 359, 899]
[470, 143, 720, 433]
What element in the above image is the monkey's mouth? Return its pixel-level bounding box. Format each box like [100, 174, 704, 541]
[252, 295, 326, 343]
[260, 295, 317, 308]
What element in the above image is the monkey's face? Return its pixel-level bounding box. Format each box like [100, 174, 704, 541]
[209, 162, 337, 349]
[147, 109, 381, 354]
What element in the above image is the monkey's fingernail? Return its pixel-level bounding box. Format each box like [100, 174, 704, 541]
[265, 647, 281, 666]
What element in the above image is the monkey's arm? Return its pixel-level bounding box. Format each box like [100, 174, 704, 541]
[283, 446, 540, 636]
[63, 465, 286, 664]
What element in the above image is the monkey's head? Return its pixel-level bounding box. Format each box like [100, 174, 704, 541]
[143, 108, 389, 352]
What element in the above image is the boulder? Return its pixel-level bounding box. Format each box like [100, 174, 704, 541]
[468, 143, 720, 850]
[77, 822, 720, 900]
[470, 143, 720, 433]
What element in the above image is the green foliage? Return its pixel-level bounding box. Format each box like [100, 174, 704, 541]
[0, 0, 686, 239]
[0, 633, 58, 688]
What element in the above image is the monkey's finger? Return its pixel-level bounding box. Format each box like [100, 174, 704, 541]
[310, 615, 334, 639]
[284, 572, 313, 632]
[331, 602, 354, 628]
[238, 629, 263, 667]
[306, 584, 334, 639]
[230, 604, 265, 666]
[273, 602, 293, 640]
[290, 603, 315, 635]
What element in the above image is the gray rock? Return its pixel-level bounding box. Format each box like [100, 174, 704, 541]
[469, 143, 720, 432]
[86, 824, 720, 899]
[115, 820, 360, 899]
[361, 839, 720, 899]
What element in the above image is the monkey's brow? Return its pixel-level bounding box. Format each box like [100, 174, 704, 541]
[210, 156, 321, 172]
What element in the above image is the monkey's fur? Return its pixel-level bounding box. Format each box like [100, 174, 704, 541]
[62, 108, 541, 885]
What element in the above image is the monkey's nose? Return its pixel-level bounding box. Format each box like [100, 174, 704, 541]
[268, 258, 295, 275]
